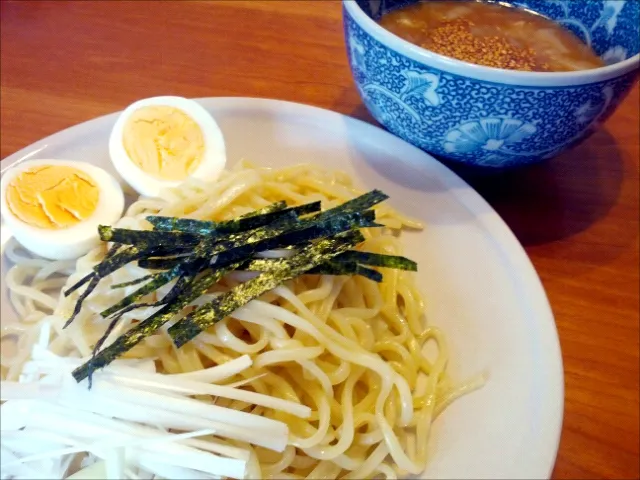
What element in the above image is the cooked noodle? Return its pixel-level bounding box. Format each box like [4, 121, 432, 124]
[1, 161, 483, 478]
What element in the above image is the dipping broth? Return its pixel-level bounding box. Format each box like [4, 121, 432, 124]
[378, 1, 605, 72]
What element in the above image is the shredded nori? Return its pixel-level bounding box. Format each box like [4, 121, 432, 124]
[72, 264, 240, 383]
[137, 257, 184, 271]
[64, 244, 191, 297]
[100, 269, 180, 318]
[238, 201, 287, 218]
[66, 189, 417, 382]
[331, 251, 417, 271]
[63, 271, 96, 297]
[63, 275, 100, 328]
[92, 271, 204, 361]
[210, 210, 379, 267]
[310, 262, 384, 282]
[146, 201, 321, 236]
[240, 257, 383, 281]
[311, 189, 388, 221]
[98, 226, 201, 247]
[111, 274, 156, 289]
[241, 250, 413, 280]
[169, 230, 364, 347]
[101, 257, 210, 318]
[92, 244, 193, 279]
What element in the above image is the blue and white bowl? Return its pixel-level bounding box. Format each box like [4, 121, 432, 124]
[343, 0, 640, 168]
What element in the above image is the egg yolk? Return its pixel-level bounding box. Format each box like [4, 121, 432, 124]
[6, 165, 99, 229]
[122, 105, 205, 181]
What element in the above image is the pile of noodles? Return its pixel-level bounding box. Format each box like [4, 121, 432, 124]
[1, 161, 483, 479]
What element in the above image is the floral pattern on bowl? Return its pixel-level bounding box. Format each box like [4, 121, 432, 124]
[344, 0, 640, 168]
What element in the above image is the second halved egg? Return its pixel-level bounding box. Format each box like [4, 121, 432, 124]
[108, 96, 226, 198]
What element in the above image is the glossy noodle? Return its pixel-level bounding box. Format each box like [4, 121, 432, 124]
[1, 161, 484, 479]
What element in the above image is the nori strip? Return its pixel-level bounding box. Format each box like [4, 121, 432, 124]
[241, 250, 416, 274]
[311, 262, 383, 282]
[211, 209, 379, 266]
[98, 226, 201, 247]
[104, 242, 123, 260]
[63, 244, 125, 296]
[72, 265, 239, 383]
[63, 243, 191, 322]
[169, 230, 364, 347]
[91, 315, 126, 363]
[237, 201, 287, 218]
[201, 190, 383, 266]
[92, 244, 192, 279]
[352, 265, 384, 283]
[69, 190, 409, 382]
[111, 274, 155, 289]
[100, 257, 209, 318]
[101, 301, 161, 324]
[101, 272, 199, 327]
[100, 269, 181, 318]
[331, 251, 417, 271]
[137, 257, 183, 270]
[90, 246, 146, 279]
[146, 201, 321, 236]
[311, 190, 388, 221]
[65, 192, 383, 297]
[63, 272, 96, 297]
[243, 257, 383, 282]
[63, 275, 100, 328]
[239, 257, 290, 272]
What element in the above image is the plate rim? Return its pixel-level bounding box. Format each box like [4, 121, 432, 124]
[0, 96, 564, 479]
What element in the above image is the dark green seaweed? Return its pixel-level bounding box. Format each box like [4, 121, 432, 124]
[241, 250, 415, 274]
[91, 315, 127, 363]
[93, 271, 203, 359]
[63, 272, 96, 297]
[69, 189, 417, 384]
[101, 256, 210, 318]
[239, 257, 290, 272]
[169, 230, 364, 347]
[238, 201, 287, 218]
[331, 251, 417, 271]
[98, 226, 201, 247]
[146, 201, 321, 236]
[137, 257, 184, 271]
[63, 275, 100, 328]
[92, 244, 193, 279]
[111, 274, 155, 289]
[241, 255, 384, 282]
[311, 262, 384, 282]
[104, 242, 123, 260]
[311, 190, 388, 221]
[72, 264, 240, 383]
[100, 269, 181, 318]
[211, 209, 379, 266]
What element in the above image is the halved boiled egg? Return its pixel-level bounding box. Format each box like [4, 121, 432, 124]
[108, 96, 226, 198]
[0, 159, 124, 260]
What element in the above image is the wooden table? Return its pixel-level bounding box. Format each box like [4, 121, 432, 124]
[1, 1, 638, 478]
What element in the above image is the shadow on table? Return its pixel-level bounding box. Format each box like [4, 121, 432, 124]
[347, 101, 626, 247]
[449, 128, 625, 246]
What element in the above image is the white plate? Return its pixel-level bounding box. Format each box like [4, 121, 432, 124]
[0, 97, 563, 479]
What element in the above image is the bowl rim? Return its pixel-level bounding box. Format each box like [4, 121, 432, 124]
[343, 0, 640, 87]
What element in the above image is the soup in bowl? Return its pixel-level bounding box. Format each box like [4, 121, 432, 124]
[343, 0, 640, 168]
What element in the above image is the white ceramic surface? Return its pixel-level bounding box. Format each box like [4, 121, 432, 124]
[0, 97, 564, 479]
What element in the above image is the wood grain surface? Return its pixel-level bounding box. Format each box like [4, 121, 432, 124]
[1, 1, 638, 478]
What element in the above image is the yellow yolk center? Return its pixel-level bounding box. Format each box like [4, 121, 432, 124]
[122, 105, 205, 181]
[6, 165, 99, 229]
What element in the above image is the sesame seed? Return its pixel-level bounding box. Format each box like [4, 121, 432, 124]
[418, 20, 546, 71]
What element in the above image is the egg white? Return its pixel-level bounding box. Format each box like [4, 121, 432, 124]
[108, 96, 227, 198]
[0, 159, 125, 261]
